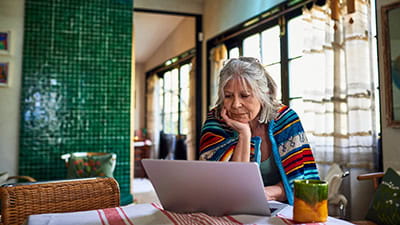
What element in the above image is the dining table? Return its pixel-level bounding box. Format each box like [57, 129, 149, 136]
[26, 201, 355, 225]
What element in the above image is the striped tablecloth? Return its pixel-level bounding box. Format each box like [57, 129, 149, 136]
[26, 202, 354, 225]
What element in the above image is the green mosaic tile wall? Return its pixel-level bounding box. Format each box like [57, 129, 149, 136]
[19, 0, 133, 204]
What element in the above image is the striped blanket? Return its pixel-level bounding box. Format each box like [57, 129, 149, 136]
[199, 105, 320, 205]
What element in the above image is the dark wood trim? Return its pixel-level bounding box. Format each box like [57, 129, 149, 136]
[146, 50, 195, 78]
[372, 0, 383, 173]
[206, 40, 211, 113]
[208, 0, 314, 46]
[280, 14, 289, 106]
[195, 15, 202, 160]
[134, 8, 201, 17]
[381, 2, 400, 127]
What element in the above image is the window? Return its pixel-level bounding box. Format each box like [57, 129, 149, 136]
[159, 62, 191, 135]
[207, 1, 381, 169]
[207, 0, 380, 131]
[229, 47, 240, 59]
[287, 14, 309, 115]
[241, 29, 283, 99]
[224, 13, 291, 103]
[261, 25, 281, 100]
[243, 33, 261, 59]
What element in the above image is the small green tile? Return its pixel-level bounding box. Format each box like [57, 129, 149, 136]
[20, 0, 133, 203]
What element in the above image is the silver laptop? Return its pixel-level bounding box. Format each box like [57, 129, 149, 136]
[142, 159, 284, 216]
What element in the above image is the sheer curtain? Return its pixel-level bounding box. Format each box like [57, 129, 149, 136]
[186, 57, 197, 160]
[146, 74, 162, 159]
[209, 44, 227, 109]
[300, 0, 377, 169]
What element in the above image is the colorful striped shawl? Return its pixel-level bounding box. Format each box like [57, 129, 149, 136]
[199, 105, 320, 205]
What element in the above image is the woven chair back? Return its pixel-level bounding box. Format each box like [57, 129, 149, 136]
[0, 177, 120, 225]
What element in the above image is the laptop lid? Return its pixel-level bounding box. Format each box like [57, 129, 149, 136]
[141, 159, 271, 216]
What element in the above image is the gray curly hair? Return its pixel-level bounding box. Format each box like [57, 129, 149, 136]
[214, 57, 281, 123]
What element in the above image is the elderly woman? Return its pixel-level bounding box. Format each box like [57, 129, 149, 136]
[199, 57, 320, 205]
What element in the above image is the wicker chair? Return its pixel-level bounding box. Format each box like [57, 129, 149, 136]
[0, 177, 120, 225]
[0, 172, 36, 184]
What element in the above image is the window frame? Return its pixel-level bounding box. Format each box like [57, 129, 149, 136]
[146, 49, 195, 136]
[207, 2, 305, 108]
[205, 0, 382, 169]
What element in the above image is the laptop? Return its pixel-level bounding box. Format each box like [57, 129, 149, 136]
[141, 159, 285, 216]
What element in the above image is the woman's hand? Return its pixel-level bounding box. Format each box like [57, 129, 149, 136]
[221, 108, 251, 162]
[221, 108, 251, 137]
[264, 182, 286, 202]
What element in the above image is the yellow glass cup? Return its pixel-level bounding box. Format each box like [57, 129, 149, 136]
[293, 179, 328, 223]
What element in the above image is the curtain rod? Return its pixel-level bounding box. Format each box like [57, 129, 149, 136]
[213, 0, 315, 45]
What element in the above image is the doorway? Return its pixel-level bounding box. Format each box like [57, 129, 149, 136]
[132, 9, 202, 200]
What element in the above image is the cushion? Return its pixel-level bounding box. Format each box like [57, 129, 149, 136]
[67, 153, 116, 178]
[0, 171, 9, 185]
[365, 168, 400, 225]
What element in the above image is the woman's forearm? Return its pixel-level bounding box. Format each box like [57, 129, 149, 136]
[231, 133, 251, 162]
[264, 182, 286, 202]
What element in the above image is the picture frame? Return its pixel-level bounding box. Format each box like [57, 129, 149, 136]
[0, 61, 9, 87]
[382, 2, 400, 127]
[0, 31, 11, 55]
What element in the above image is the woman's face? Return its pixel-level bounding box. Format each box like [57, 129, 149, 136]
[223, 78, 261, 123]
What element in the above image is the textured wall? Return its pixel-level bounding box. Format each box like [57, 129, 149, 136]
[19, 0, 133, 204]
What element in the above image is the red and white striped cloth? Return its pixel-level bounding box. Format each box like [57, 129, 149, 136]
[26, 203, 354, 225]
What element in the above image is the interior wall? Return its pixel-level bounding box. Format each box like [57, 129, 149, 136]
[144, 17, 195, 71]
[0, 0, 24, 176]
[377, 0, 400, 171]
[134, 63, 145, 131]
[203, 0, 284, 41]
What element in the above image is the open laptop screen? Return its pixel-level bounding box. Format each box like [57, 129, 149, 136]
[142, 159, 274, 216]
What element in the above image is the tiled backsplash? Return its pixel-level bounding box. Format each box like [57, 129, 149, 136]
[19, 0, 133, 204]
